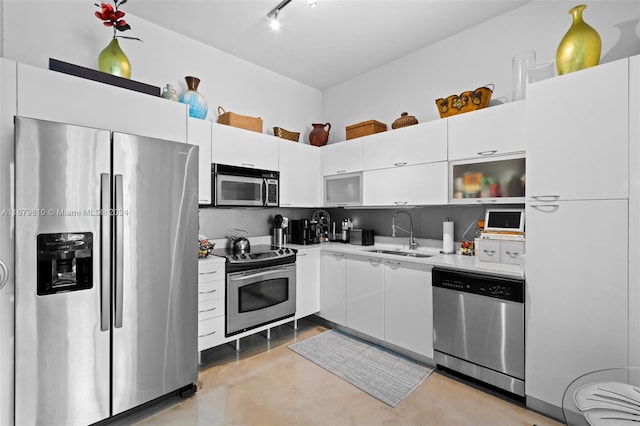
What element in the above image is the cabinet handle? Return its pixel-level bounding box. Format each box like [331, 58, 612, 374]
[531, 195, 560, 202]
[199, 289, 217, 294]
[336, 170, 347, 174]
[337, 203, 348, 206]
[531, 204, 560, 212]
[393, 162, 407, 167]
[477, 199, 497, 203]
[297, 253, 307, 257]
[483, 249, 497, 256]
[199, 330, 217, 338]
[477, 150, 498, 156]
[368, 258, 382, 266]
[394, 201, 408, 205]
[200, 271, 218, 275]
[333, 253, 345, 259]
[241, 163, 255, 167]
[199, 306, 218, 313]
[280, 203, 292, 206]
[505, 251, 520, 258]
[385, 260, 402, 267]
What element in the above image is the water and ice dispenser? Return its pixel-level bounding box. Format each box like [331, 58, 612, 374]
[36, 232, 93, 295]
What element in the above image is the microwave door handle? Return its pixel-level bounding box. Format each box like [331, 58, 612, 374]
[262, 179, 267, 207]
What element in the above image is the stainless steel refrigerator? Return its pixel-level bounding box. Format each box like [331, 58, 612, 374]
[13, 117, 199, 425]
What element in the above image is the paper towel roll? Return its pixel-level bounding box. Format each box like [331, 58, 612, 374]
[443, 221, 455, 254]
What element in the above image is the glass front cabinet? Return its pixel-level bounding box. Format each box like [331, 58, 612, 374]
[324, 172, 363, 207]
[449, 153, 525, 204]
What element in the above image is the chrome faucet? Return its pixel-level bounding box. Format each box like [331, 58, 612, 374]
[392, 210, 418, 250]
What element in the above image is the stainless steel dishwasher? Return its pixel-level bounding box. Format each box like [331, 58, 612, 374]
[432, 268, 525, 397]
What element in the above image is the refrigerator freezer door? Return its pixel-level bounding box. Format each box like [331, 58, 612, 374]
[14, 117, 111, 425]
[111, 133, 198, 415]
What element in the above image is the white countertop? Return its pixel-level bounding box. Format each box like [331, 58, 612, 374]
[284, 240, 524, 279]
[199, 236, 524, 279]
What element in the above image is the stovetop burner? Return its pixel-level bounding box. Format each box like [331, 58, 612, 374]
[212, 244, 296, 266]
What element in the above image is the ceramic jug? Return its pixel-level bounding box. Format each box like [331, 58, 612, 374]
[309, 123, 331, 147]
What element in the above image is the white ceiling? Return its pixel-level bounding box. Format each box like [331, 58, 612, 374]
[126, 0, 531, 90]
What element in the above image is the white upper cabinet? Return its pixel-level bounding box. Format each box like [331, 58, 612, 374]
[278, 141, 322, 207]
[363, 162, 448, 206]
[362, 120, 447, 170]
[16, 63, 188, 143]
[187, 118, 212, 205]
[448, 101, 525, 161]
[211, 123, 279, 171]
[321, 139, 363, 175]
[525, 57, 629, 201]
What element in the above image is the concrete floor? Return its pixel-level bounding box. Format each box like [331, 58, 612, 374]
[115, 318, 562, 426]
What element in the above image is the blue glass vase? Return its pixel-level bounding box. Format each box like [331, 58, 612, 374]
[179, 76, 208, 120]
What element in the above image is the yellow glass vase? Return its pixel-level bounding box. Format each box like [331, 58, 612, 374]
[98, 38, 131, 79]
[556, 4, 601, 75]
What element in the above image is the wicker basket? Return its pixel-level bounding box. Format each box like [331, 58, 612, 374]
[217, 106, 263, 133]
[273, 127, 300, 142]
[435, 84, 494, 118]
[345, 120, 387, 140]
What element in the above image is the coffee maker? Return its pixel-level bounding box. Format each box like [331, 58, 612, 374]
[289, 219, 318, 245]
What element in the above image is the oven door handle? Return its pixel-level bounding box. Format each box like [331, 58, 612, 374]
[233, 269, 288, 281]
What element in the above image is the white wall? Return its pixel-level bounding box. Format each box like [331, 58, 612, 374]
[1, 0, 321, 141]
[322, 0, 640, 142]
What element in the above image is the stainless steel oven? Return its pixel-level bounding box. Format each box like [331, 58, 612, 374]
[432, 268, 525, 397]
[227, 263, 296, 336]
[212, 244, 296, 336]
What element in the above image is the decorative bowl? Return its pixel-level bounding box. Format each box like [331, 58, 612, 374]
[435, 84, 494, 118]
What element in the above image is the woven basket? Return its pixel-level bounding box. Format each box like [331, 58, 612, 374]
[435, 84, 494, 118]
[273, 127, 300, 142]
[345, 120, 387, 140]
[217, 106, 263, 133]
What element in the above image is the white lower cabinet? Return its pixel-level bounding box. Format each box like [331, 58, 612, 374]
[319, 251, 347, 325]
[525, 199, 628, 410]
[295, 249, 321, 319]
[319, 250, 434, 359]
[345, 255, 385, 340]
[197, 259, 226, 352]
[384, 260, 433, 358]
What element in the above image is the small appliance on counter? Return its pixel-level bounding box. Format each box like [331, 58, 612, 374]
[348, 229, 375, 246]
[273, 214, 287, 247]
[289, 219, 317, 245]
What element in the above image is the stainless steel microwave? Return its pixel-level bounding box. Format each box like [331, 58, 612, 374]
[210, 163, 279, 207]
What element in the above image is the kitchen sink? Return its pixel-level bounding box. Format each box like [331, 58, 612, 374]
[366, 249, 434, 258]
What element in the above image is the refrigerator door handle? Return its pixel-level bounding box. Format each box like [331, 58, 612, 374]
[0, 259, 8, 290]
[114, 174, 124, 328]
[100, 173, 110, 331]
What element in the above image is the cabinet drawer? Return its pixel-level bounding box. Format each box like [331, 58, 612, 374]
[198, 279, 224, 300]
[478, 240, 501, 262]
[501, 241, 525, 265]
[198, 316, 226, 351]
[198, 297, 225, 321]
[198, 260, 225, 278]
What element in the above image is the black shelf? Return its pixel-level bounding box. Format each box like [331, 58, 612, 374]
[49, 58, 160, 97]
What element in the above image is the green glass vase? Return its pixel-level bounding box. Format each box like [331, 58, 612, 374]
[98, 38, 131, 79]
[556, 4, 601, 75]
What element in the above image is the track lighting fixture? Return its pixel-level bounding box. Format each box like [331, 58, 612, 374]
[267, 0, 317, 30]
[266, 0, 292, 30]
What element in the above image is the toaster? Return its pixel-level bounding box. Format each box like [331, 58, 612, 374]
[348, 229, 375, 246]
